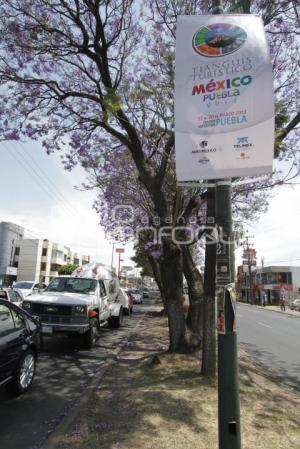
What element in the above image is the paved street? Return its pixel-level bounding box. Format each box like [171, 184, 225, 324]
[237, 303, 300, 392]
[0, 305, 147, 449]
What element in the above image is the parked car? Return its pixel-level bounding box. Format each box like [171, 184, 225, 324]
[0, 288, 23, 307]
[182, 287, 190, 313]
[142, 288, 149, 298]
[290, 299, 300, 311]
[13, 281, 47, 300]
[119, 288, 133, 315]
[0, 299, 41, 395]
[22, 264, 124, 349]
[129, 289, 142, 304]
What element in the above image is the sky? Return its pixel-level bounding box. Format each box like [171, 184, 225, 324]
[0, 139, 135, 271]
[1, 139, 300, 273]
[236, 183, 300, 268]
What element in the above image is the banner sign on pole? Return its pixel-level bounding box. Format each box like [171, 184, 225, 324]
[175, 15, 275, 182]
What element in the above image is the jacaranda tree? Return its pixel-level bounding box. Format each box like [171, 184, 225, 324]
[0, 0, 299, 355]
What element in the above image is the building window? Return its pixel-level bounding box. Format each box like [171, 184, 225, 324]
[42, 248, 47, 257]
[50, 263, 61, 272]
[74, 258, 79, 265]
[14, 247, 20, 256]
[13, 262, 18, 268]
[278, 272, 288, 283]
[41, 262, 46, 271]
[64, 255, 67, 261]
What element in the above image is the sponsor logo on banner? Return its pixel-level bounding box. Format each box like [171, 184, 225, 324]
[193, 23, 247, 57]
[198, 156, 210, 164]
[192, 140, 222, 155]
[234, 136, 253, 149]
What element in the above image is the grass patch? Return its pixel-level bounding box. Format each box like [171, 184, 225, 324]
[56, 307, 300, 449]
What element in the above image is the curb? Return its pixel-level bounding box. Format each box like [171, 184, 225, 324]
[238, 302, 300, 318]
[42, 310, 148, 449]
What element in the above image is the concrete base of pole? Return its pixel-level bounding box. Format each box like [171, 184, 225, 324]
[218, 332, 241, 449]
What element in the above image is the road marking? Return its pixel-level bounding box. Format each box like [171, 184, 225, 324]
[275, 316, 287, 320]
[258, 321, 272, 329]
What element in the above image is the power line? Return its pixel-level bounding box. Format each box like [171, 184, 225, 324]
[5, 142, 82, 223]
[15, 141, 78, 216]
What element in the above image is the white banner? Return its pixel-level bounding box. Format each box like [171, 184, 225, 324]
[175, 15, 275, 182]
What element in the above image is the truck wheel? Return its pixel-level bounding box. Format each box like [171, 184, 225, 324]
[9, 349, 36, 395]
[82, 318, 98, 349]
[108, 308, 123, 329]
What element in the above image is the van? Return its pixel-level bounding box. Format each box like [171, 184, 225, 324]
[22, 263, 124, 349]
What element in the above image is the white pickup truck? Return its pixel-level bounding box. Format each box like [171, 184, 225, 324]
[22, 263, 124, 349]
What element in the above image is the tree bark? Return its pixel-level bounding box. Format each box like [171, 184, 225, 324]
[201, 188, 217, 378]
[182, 245, 204, 349]
[148, 255, 166, 307]
[160, 242, 187, 352]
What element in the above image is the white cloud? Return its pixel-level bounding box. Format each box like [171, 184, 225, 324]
[237, 185, 300, 267]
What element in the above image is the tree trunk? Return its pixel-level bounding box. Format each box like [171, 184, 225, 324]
[160, 242, 187, 352]
[201, 188, 217, 378]
[182, 245, 204, 349]
[148, 255, 166, 307]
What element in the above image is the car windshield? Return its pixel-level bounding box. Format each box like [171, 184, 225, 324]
[131, 289, 139, 294]
[14, 282, 34, 289]
[46, 277, 97, 294]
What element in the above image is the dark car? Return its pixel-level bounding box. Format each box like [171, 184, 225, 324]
[0, 299, 41, 395]
[0, 288, 23, 307]
[142, 288, 149, 298]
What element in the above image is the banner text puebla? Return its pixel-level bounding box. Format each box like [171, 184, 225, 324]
[175, 15, 275, 182]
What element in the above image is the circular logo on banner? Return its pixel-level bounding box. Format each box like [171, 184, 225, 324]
[193, 23, 247, 57]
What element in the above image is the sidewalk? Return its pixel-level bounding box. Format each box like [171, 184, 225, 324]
[43, 303, 300, 449]
[239, 302, 300, 317]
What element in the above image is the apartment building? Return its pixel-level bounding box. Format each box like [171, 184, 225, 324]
[0, 221, 24, 286]
[14, 239, 90, 285]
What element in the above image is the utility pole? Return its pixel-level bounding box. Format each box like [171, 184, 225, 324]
[110, 242, 115, 269]
[243, 234, 255, 303]
[115, 247, 125, 277]
[213, 2, 242, 449]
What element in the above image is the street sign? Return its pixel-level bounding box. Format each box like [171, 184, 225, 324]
[175, 15, 274, 182]
[6, 266, 17, 275]
[115, 248, 125, 253]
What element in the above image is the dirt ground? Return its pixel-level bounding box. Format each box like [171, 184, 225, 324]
[53, 307, 300, 449]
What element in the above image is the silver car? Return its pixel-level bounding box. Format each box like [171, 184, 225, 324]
[290, 299, 300, 311]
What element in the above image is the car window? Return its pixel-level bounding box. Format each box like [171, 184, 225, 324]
[47, 277, 97, 294]
[0, 291, 8, 299]
[99, 281, 107, 297]
[14, 282, 34, 289]
[8, 291, 18, 302]
[15, 291, 23, 302]
[10, 308, 26, 330]
[0, 304, 15, 336]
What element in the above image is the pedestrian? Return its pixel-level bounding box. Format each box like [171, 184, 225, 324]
[280, 293, 286, 311]
[262, 291, 267, 307]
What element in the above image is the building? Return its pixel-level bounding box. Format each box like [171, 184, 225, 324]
[237, 265, 300, 305]
[14, 238, 90, 285]
[0, 221, 24, 286]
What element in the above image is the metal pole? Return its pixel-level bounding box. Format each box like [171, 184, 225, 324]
[212, 2, 242, 449]
[216, 181, 241, 449]
[111, 242, 115, 269]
